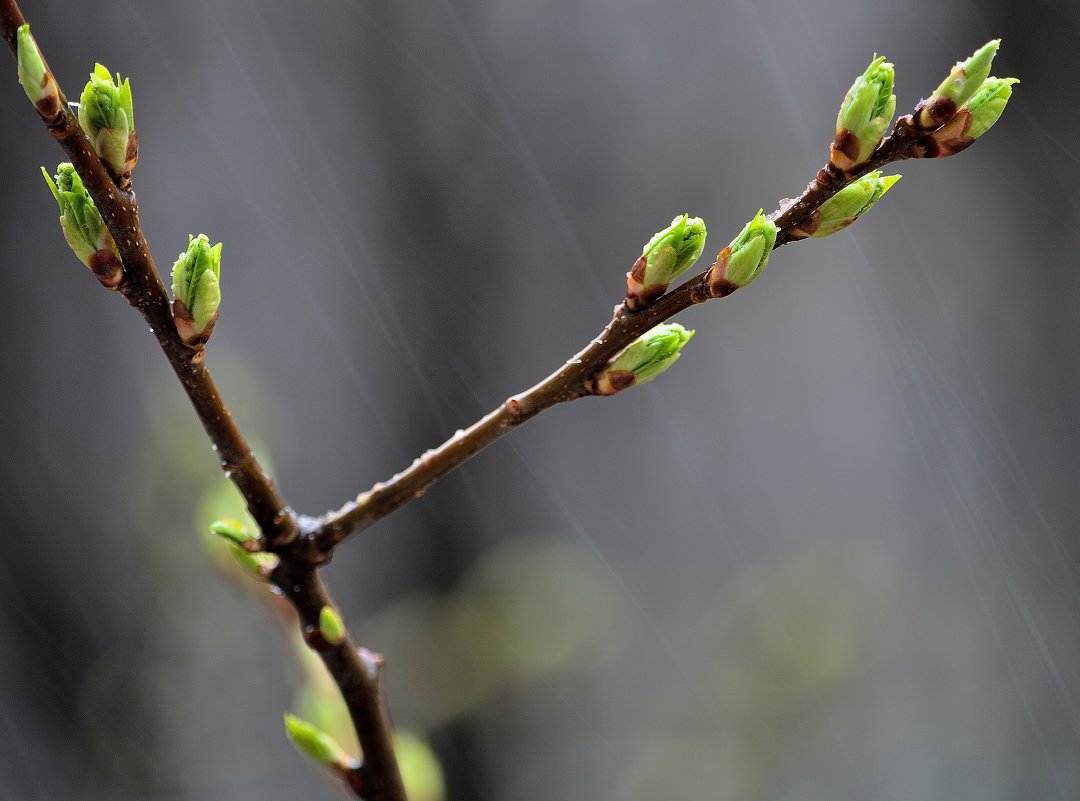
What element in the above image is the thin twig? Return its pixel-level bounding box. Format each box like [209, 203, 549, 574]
[313, 119, 920, 551]
[274, 555, 407, 800]
[0, 4, 406, 798]
[1, 1, 292, 547]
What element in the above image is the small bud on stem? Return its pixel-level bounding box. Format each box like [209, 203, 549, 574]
[702, 210, 777, 298]
[626, 214, 707, 309]
[831, 55, 896, 174]
[16, 24, 61, 122]
[171, 234, 222, 350]
[209, 518, 261, 551]
[587, 323, 694, 396]
[228, 543, 279, 580]
[42, 163, 124, 289]
[790, 171, 901, 239]
[916, 40, 1000, 130]
[914, 77, 1018, 159]
[78, 63, 137, 187]
[319, 606, 346, 646]
[283, 713, 359, 774]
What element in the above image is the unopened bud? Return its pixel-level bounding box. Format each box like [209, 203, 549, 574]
[588, 323, 694, 396]
[42, 163, 123, 289]
[916, 77, 1018, 158]
[228, 543, 278, 580]
[626, 214, 707, 309]
[209, 518, 260, 550]
[963, 77, 1018, 139]
[319, 606, 346, 646]
[831, 55, 896, 173]
[791, 171, 901, 239]
[78, 63, 137, 184]
[283, 713, 357, 774]
[171, 234, 222, 349]
[16, 25, 61, 121]
[703, 210, 777, 297]
[916, 40, 1000, 130]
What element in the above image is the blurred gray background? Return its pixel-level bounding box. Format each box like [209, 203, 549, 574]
[1, 0, 1077, 799]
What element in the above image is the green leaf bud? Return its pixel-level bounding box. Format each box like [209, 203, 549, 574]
[588, 323, 694, 396]
[963, 76, 1018, 139]
[831, 55, 896, 173]
[917, 40, 1000, 130]
[626, 214, 707, 309]
[791, 171, 901, 239]
[703, 210, 777, 297]
[78, 63, 138, 184]
[228, 543, 279, 580]
[319, 606, 346, 646]
[42, 163, 123, 289]
[283, 713, 357, 774]
[916, 77, 1018, 158]
[209, 518, 260, 549]
[171, 234, 222, 348]
[16, 24, 61, 120]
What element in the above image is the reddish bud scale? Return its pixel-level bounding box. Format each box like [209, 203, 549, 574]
[788, 210, 822, 239]
[914, 95, 958, 131]
[829, 128, 864, 174]
[588, 369, 636, 396]
[87, 249, 124, 290]
[173, 298, 219, 350]
[625, 254, 667, 310]
[33, 76, 62, 123]
[702, 247, 742, 299]
[913, 109, 975, 158]
[118, 129, 139, 190]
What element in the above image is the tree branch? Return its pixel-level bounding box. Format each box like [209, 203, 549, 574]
[313, 119, 920, 550]
[6, 6, 1002, 794]
[1, 0, 293, 547]
[275, 556, 407, 800]
[1, 4, 405, 797]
